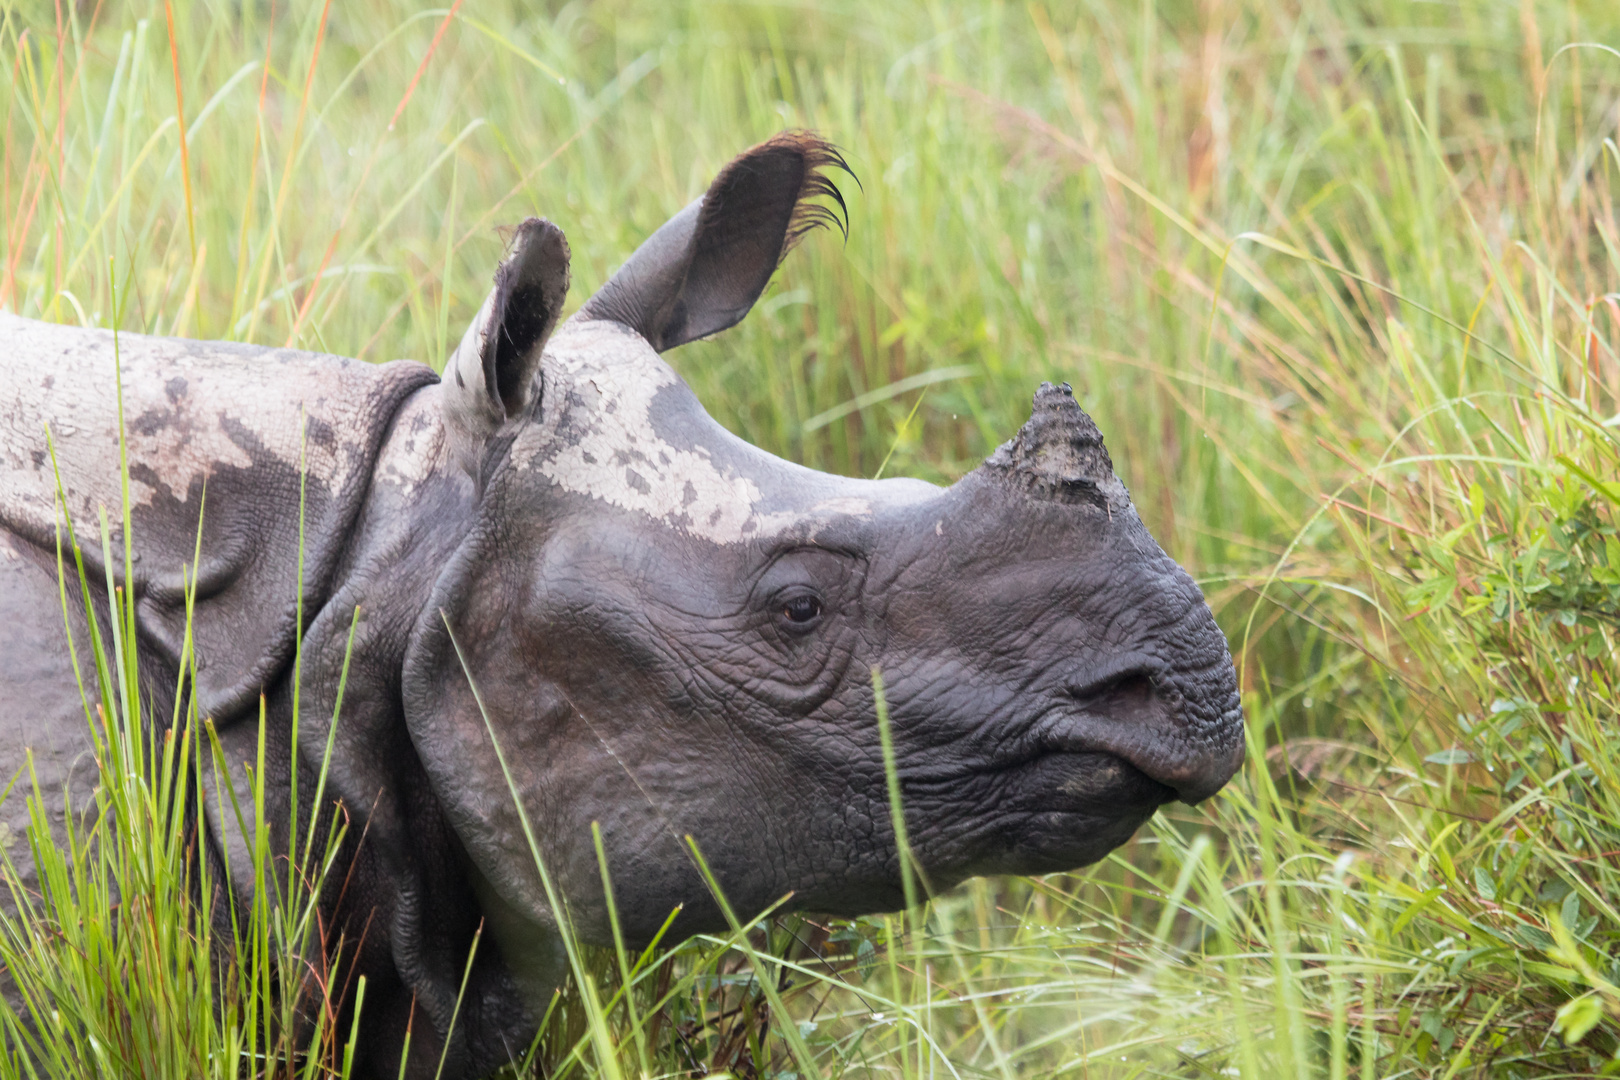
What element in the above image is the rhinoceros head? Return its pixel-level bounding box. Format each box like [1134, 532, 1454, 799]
[401, 133, 1244, 959]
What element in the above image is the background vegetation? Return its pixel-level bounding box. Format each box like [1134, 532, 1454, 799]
[3, 0, 1620, 1075]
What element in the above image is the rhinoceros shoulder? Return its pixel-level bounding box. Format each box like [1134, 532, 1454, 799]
[0, 312, 439, 721]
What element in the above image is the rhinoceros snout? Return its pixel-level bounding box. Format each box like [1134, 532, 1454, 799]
[1046, 645, 1244, 806]
[1120, 694, 1246, 805]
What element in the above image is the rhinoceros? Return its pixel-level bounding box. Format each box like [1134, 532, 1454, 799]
[0, 132, 1243, 1077]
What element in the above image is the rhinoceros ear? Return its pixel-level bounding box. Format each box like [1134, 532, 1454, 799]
[442, 217, 570, 474]
[578, 130, 851, 352]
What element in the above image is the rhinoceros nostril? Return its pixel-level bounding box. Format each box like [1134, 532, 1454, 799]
[1064, 659, 1168, 707]
[1068, 671, 1154, 708]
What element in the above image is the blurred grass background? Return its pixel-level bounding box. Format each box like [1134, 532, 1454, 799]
[4, 0, 1620, 1075]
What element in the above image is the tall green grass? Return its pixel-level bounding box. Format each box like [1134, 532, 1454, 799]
[3, 0, 1620, 1075]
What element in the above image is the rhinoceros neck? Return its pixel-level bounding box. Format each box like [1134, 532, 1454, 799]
[512, 319, 939, 543]
[322, 381, 474, 648]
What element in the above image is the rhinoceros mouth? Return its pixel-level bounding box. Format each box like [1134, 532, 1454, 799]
[1011, 749, 1179, 816]
[917, 750, 1175, 881]
[1034, 654, 1244, 805]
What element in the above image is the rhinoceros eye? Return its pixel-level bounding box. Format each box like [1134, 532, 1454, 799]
[781, 593, 823, 626]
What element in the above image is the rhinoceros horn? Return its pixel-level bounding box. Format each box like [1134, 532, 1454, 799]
[979, 381, 1115, 507]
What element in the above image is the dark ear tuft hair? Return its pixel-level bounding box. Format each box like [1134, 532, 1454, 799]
[578, 131, 855, 352]
[702, 129, 853, 265]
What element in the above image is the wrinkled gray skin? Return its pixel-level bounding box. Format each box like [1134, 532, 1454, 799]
[0, 133, 1243, 1078]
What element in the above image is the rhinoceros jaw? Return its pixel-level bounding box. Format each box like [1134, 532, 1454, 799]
[518, 318, 887, 544]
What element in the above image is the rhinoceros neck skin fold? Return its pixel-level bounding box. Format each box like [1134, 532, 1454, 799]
[299, 384, 550, 1078]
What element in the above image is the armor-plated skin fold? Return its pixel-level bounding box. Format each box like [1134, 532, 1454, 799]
[0, 132, 1242, 1079]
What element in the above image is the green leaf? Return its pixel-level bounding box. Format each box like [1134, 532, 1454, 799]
[1392, 886, 1446, 936]
[1448, 945, 1499, 976]
[1473, 866, 1497, 902]
[1558, 455, 1620, 507]
[1516, 925, 1556, 951]
[1555, 993, 1605, 1045]
[1562, 890, 1583, 932]
[1407, 574, 1457, 609]
[856, 937, 876, 981]
[1539, 879, 1574, 906]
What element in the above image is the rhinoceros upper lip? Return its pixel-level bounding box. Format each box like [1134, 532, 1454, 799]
[1028, 715, 1237, 806]
[1023, 656, 1223, 804]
